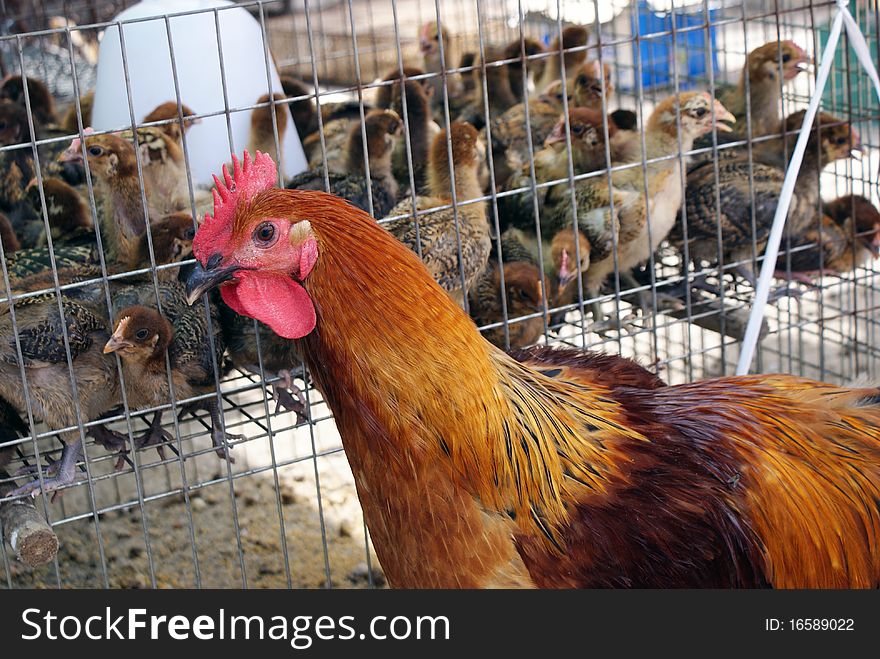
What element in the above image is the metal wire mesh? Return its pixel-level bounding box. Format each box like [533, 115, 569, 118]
[0, 0, 878, 588]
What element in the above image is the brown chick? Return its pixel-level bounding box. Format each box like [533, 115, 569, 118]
[60, 91, 94, 134]
[419, 20, 463, 115]
[456, 46, 518, 131]
[710, 40, 811, 144]
[0, 211, 21, 252]
[18, 176, 93, 249]
[279, 75, 318, 142]
[776, 195, 880, 283]
[498, 106, 618, 234]
[374, 66, 432, 110]
[535, 25, 590, 93]
[469, 257, 549, 350]
[503, 36, 547, 102]
[104, 297, 236, 464]
[248, 93, 288, 174]
[572, 60, 612, 111]
[0, 99, 36, 213]
[384, 122, 491, 305]
[559, 93, 735, 327]
[58, 132, 151, 263]
[288, 109, 402, 218]
[142, 101, 200, 145]
[131, 212, 196, 275]
[486, 79, 569, 187]
[677, 112, 859, 294]
[390, 78, 435, 192]
[0, 75, 58, 127]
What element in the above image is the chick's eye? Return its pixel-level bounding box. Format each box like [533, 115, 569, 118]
[0, 121, 6, 131]
[135, 328, 150, 340]
[836, 136, 848, 145]
[253, 222, 277, 247]
[88, 145, 103, 156]
[693, 107, 707, 118]
[782, 53, 791, 63]
[573, 125, 585, 135]
[184, 228, 195, 240]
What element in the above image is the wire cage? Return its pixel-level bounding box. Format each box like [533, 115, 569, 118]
[0, 0, 878, 588]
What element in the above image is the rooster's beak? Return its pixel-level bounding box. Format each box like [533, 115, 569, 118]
[185, 255, 238, 305]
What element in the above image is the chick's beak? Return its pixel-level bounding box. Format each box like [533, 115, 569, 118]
[103, 334, 132, 354]
[185, 255, 239, 305]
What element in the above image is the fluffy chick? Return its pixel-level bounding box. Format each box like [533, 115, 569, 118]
[142, 101, 200, 145]
[776, 195, 880, 282]
[503, 36, 547, 102]
[247, 93, 288, 174]
[384, 122, 491, 305]
[535, 25, 590, 93]
[104, 293, 236, 463]
[288, 109, 402, 217]
[469, 253, 549, 349]
[279, 76, 318, 142]
[0, 75, 58, 127]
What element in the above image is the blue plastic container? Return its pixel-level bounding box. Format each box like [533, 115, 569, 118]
[630, 1, 719, 90]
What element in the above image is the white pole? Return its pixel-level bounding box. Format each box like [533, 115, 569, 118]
[735, 10, 844, 375]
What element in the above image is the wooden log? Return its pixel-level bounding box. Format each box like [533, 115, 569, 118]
[0, 468, 58, 567]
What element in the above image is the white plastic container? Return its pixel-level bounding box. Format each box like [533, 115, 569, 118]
[91, 0, 306, 186]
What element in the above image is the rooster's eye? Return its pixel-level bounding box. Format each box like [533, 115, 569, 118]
[88, 145, 103, 156]
[253, 222, 278, 247]
[135, 328, 150, 340]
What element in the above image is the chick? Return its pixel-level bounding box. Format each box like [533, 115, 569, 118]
[247, 93, 288, 174]
[374, 66, 431, 110]
[535, 25, 590, 93]
[572, 60, 612, 111]
[0, 99, 35, 214]
[287, 109, 403, 217]
[676, 112, 859, 295]
[60, 91, 94, 135]
[776, 195, 880, 283]
[104, 290, 236, 463]
[142, 101, 199, 145]
[498, 107, 617, 235]
[418, 20, 464, 116]
[0, 75, 58, 127]
[384, 122, 491, 305]
[503, 36, 547, 103]
[57, 132, 150, 263]
[13, 176, 94, 250]
[486, 79, 569, 188]
[0, 211, 21, 253]
[390, 79, 435, 193]
[456, 46, 518, 131]
[0, 294, 118, 496]
[469, 258, 549, 349]
[279, 75, 317, 141]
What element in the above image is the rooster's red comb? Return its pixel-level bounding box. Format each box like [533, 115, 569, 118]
[193, 150, 278, 262]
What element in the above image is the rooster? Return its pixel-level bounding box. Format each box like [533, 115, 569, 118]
[186, 150, 880, 588]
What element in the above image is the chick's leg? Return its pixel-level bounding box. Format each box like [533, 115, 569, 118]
[271, 369, 309, 423]
[203, 399, 241, 463]
[136, 411, 173, 461]
[11, 439, 82, 499]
